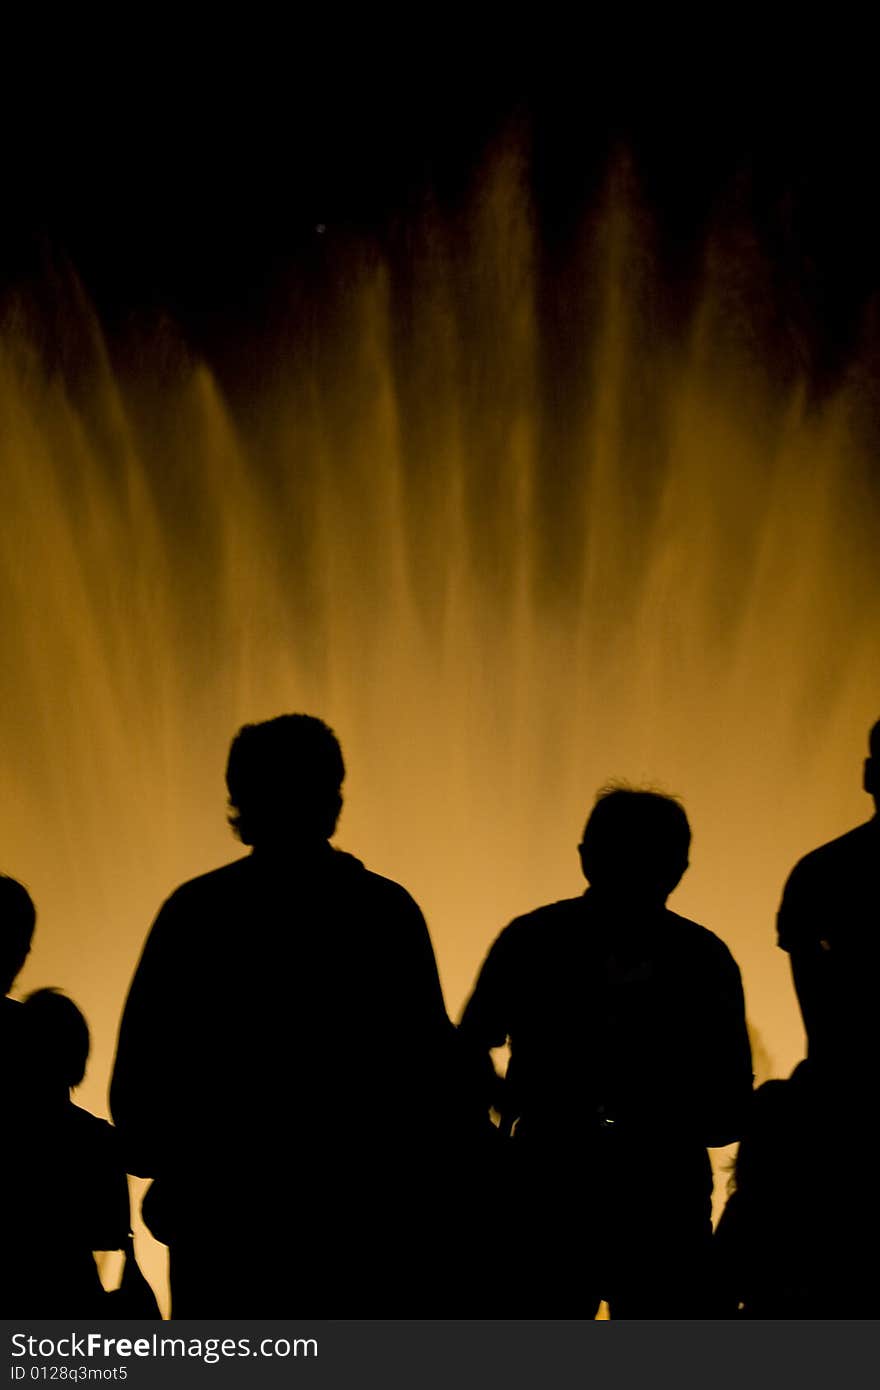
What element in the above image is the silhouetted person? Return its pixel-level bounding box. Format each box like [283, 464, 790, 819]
[4, 990, 130, 1317]
[0, 876, 36, 1310]
[459, 787, 753, 1318]
[714, 1059, 878, 1317]
[777, 720, 880, 1077]
[0, 874, 36, 1062]
[110, 714, 461, 1316]
[0, 875, 36, 1272]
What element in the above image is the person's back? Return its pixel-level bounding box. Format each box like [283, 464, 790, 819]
[113, 850, 453, 1235]
[777, 721, 880, 1074]
[110, 715, 459, 1316]
[0, 874, 36, 1071]
[8, 990, 130, 1318]
[459, 787, 753, 1317]
[715, 1061, 876, 1317]
[0, 875, 37, 1309]
[473, 895, 748, 1148]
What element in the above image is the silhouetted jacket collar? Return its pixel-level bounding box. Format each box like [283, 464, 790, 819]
[250, 841, 366, 878]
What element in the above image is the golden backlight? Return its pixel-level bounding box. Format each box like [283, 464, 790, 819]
[2, 153, 878, 1312]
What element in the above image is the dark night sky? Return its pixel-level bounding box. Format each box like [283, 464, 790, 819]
[2, 52, 879, 394]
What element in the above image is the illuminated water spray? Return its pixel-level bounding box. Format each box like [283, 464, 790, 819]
[2, 153, 879, 1302]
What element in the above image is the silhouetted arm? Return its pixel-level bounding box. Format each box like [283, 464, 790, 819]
[109, 894, 188, 1178]
[87, 1118, 132, 1252]
[788, 947, 835, 1061]
[689, 944, 753, 1148]
[777, 863, 832, 1059]
[373, 881, 466, 1129]
[392, 888, 454, 1043]
[459, 927, 517, 1049]
[457, 928, 515, 1118]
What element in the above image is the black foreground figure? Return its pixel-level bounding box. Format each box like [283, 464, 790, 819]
[726, 717, 880, 1319]
[0, 873, 35, 1070]
[1, 875, 37, 1310]
[111, 714, 466, 1317]
[4, 989, 130, 1316]
[777, 719, 880, 1079]
[715, 1059, 879, 1317]
[459, 787, 753, 1318]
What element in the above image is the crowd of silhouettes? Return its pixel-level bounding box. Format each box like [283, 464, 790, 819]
[1, 882, 156, 1317]
[2, 713, 878, 1319]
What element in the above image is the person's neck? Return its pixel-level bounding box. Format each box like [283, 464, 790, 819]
[585, 885, 667, 914]
[251, 837, 333, 863]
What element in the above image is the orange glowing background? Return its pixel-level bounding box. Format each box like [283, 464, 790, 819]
[2, 152, 879, 1308]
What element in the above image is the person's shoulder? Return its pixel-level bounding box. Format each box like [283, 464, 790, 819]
[68, 1103, 113, 1135]
[160, 856, 254, 909]
[778, 819, 877, 951]
[67, 1105, 122, 1158]
[508, 896, 585, 928]
[336, 852, 426, 918]
[140, 859, 255, 950]
[748, 1065, 812, 1128]
[662, 909, 740, 968]
[786, 818, 877, 884]
[491, 897, 586, 951]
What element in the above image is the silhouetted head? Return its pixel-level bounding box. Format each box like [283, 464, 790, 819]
[226, 714, 345, 848]
[578, 785, 691, 905]
[863, 720, 880, 812]
[0, 875, 36, 995]
[22, 988, 90, 1091]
